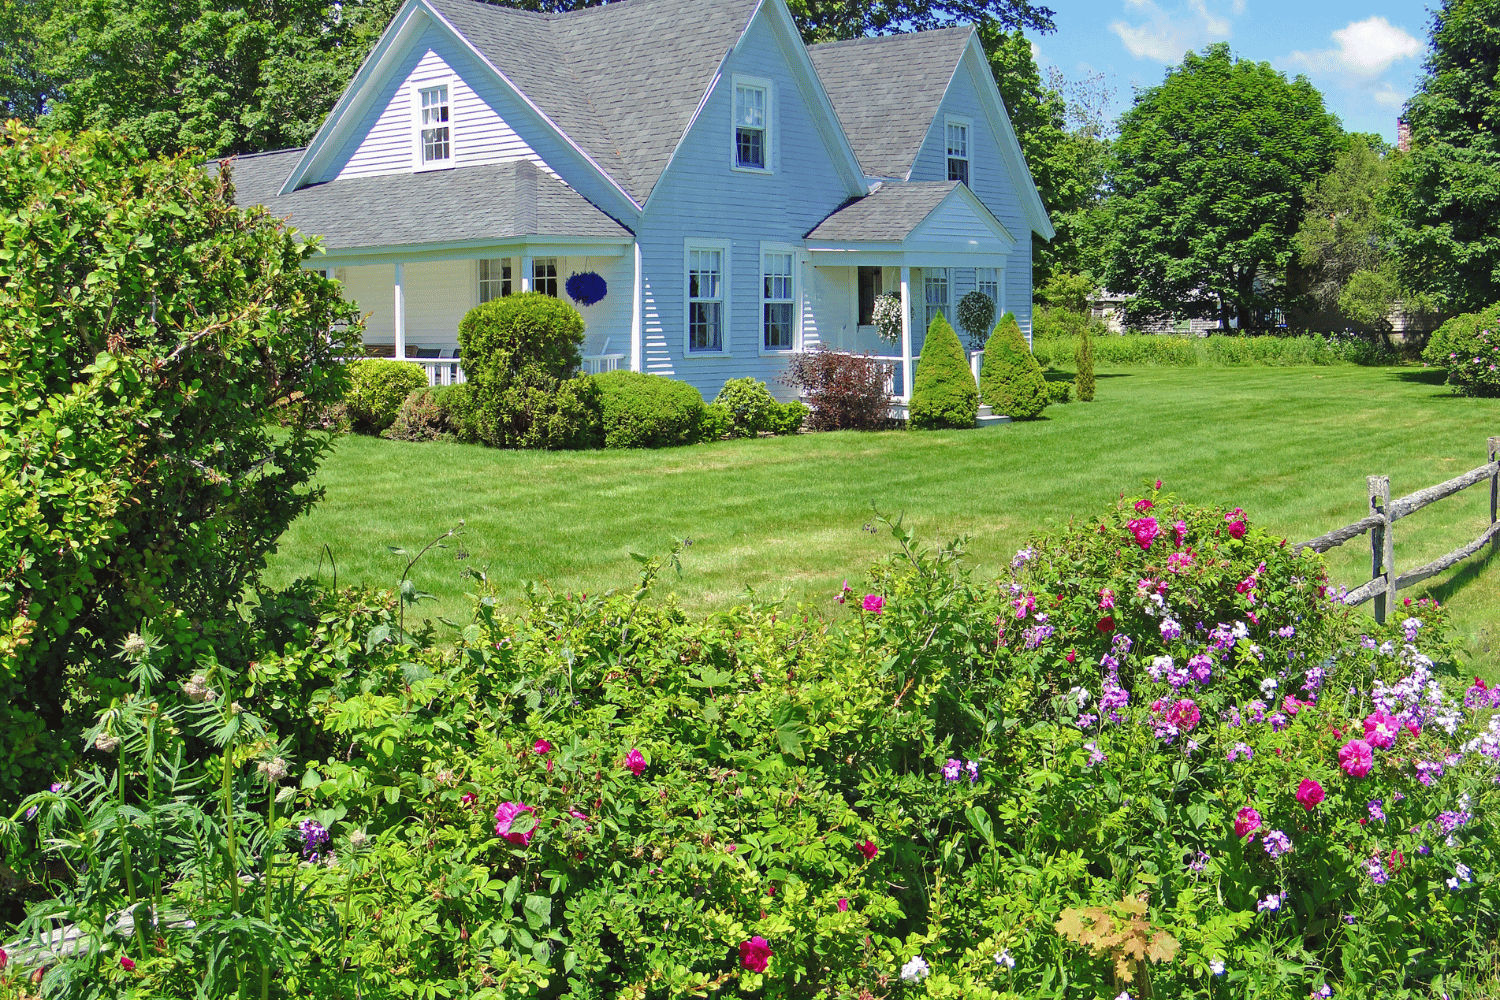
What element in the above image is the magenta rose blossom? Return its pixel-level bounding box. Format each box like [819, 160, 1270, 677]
[1339, 739, 1375, 778]
[120, 956, 136, 971]
[1296, 778, 1325, 811]
[739, 935, 772, 972]
[1135, 499, 1154, 512]
[533, 738, 553, 756]
[624, 748, 647, 776]
[1227, 520, 1247, 539]
[837, 898, 849, 912]
[1363, 712, 1401, 750]
[862, 594, 884, 614]
[1127, 516, 1159, 551]
[1173, 520, 1188, 546]
[857, 838, 879, 860]
[494, 801, 537, 846]
[1234, 806, 1262, 839]
[1166, 698, 1200, 732]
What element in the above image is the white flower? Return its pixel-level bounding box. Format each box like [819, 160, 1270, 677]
[1232, 621, 1249, 640]
[1070, 686, 1091, 708]
[1116, 992, 1132, 1000]
[1210, 959, 1225, 976]
[1447, 877, 1461, 890]
[1259, 676, 1278, 697]
[1457, 863, 1473, 882]
[900, 956, 930, 982]
[995, 948, 1015, 968]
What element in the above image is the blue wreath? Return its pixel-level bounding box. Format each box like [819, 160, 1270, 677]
[566, 271, 608, 307]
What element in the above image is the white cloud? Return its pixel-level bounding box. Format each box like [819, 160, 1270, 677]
[1110, 0, 1234, 64]
[1283, 16, 1421, 79]
[1372, 82, 1406, 110]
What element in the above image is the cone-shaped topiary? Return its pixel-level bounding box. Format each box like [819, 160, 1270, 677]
[979, 311, 1049, 419]
[908, 311, 978, 429]
[1075, 320, 1096, 401]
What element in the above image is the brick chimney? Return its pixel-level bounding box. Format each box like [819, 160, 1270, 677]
[1397, 117, 1412, 153]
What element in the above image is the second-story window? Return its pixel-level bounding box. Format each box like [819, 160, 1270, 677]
[735, 83, 767, 170]
[946, 119, 969, 186]
[420, 85, 451, 164]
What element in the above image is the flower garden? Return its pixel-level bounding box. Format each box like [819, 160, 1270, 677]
[3, 485, 1497, 999]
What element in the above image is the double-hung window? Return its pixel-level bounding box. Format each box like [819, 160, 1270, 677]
[946, 117, 970, 186]
[479, 259, 512, 302]
[533, 258, 558, 297]
[976, 267, 1000, 313]
[762, 250, 795, 351]
[734, 79, 769, 170]
[687, 246, 725, 353]
[924, 269, 949, 332]
[419, 85, 451, 165]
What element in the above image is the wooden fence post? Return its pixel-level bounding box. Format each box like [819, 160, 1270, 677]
[1491, 436, 1499, 554]
[1368, 475, 1393, 624]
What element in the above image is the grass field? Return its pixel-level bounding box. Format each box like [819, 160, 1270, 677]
[263, 365, 1500, 666]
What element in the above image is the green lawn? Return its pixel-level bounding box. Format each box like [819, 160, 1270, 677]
[264, 365, 1500, 665]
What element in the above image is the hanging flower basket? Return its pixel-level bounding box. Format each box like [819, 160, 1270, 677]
[871, 293, 903, 346]
[566, 271, 608, 307]
[956, 290, 996, 351]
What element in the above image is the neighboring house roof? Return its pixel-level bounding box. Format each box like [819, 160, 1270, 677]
[229, 149, 632, 251]
[806, 181, 961, 242]
[806, 28, 972, 181]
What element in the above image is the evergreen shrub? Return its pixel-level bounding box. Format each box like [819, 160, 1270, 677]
[345, 359, 429, 433]
[782, 347, 893, 430]
[980, 311, 1049, 419]
[1075, 321, 1096, 401]
[596, 371, 713, 448]
[908, 311, 978, 429]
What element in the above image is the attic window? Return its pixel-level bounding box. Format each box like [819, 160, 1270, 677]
[420, 85, 450, 164]
[946, 117, 969, 186]
[733, 80, 769, 171]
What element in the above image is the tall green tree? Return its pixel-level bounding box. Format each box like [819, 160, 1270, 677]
[1101, 44, 1342, 330]
[1387, 0, 1500, 313]
[1294, 135, 1395, 324]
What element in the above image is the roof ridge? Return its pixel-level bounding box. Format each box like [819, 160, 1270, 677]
[806, 24, 972, 52]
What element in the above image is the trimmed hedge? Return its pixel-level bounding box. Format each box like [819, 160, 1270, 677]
[596, 371, 715, 448]
[457, 292, 585, 385]
[345, 359, 430, 433]
[980, 311, 1049, 419]
[908, 311, 978, 429]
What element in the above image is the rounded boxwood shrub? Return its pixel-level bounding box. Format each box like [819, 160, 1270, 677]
[345, 359, 430, 433]
[596, 371, 713, 448]
[1422, 302, 1500, 396]
[908, 311, 978, 429]
[980, 311, 1049, 419]
[713, 378, 806, 438]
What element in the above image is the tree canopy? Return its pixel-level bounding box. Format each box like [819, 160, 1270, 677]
[1101, 44, 1342, 330]
[1386, 0, 1500, 313]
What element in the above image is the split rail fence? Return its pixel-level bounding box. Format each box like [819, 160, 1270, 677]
[1292, 436, 1500, 623]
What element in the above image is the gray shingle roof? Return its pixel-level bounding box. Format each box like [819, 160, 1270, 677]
[804, 181, 958, 242]
[425, 0, 760, 204]
[806, 27, 971, 180]
[227, 148, 633, 249]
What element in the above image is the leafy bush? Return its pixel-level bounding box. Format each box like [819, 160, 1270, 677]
[0, 126, 359, 805]
[1075, 320, 1097, 401]
[712, 378, 803, 438]
[782, 347, 893, 431]
[1044, 378, 1071, 403]
[1422, 303, 1500, 396]
[382, 386, 453, 442]
[908, 311, 978, 429]
[1032, 333, 1398, 368]
[1033, 303, 1108, 341]
[956, 290, 996, 350]
[980, 311, 1050, 419]
[596, 371, 714, 448]
[345, 359, 430, 433]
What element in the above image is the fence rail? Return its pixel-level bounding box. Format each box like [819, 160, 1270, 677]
[1292, 435, 1500, 622]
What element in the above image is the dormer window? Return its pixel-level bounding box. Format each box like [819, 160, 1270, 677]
[946, 117, 970, 186]
[733, 78, 770, 171]
[419, 85, 451, 166]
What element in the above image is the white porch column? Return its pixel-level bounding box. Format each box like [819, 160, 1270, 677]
[521, 254, 533, 293]
[899, 264, 912, 400]
[630, 242, 643, 372]
[393, 261, 406, 360]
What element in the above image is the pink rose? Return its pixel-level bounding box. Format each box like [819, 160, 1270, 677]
[1363, 712, 1400, 750]
[837, 898, 849, 912]
[1166, 698, 1200, 732]
[1065, 649, 1077, 664]
[857, 838, 879, 860]
[1227, 520, 1247, 540]
[533, 738, 553, 756]
[1339, 739, 1375, 778]
[120, 956, 137, 971]
[1234, 806, 1262, 839]
[739, 935, 772, 972]
[1135, 499, 1154, 512]
[1295, 778, 1324, 811]
[494, 801, 537, 846]
[862, 594, 884, 614]
[1127, 516, 1159, 551]
[624, 748, 647, 776]
[1173, 520, 1187, 546]
[1098, 587, 1116, 610]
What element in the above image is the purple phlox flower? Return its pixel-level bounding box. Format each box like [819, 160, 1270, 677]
[1022, 621, 1054, 648]
[1210, 623, 1236, 652]
[1226, 705, 1243, 728]
[1233, 621, 1250, 640]
[1160, 617, 1182, 641]
[1360, 635, 1377, 650]
[1259, 676, 1278, 697]
[1112, 633, 1133, 656]
[1226, 742, 1253, 763]
[965, 759, 979, 783]
[1070, 686, 1091, 709]
[1343, 914, 1357, 925]
[1436, 810, 1471, 834]
[1084, 741, 1106, 767]
[1311, 986, 1333, 999]
[942, 758, 962, 782]
[299, 819, 331, 860]
[1188, 653, 1213, 684]
[1010, 547, 1035, 570]
[1401, 617, 1422, 642]
[1263, 830, 1292, 859]
[1368, 800, 1385, 822]
[1457, 862, 1473, 882]
[1100, 653, 1120, 673]
[1100, 674, 1130, 711]
[1302, 665, 1326, 693]
[1246, 699, 1267, 724]
[1185, 850, 1209, 873]
[1366, 856, 1389, 885]
[1269, 712, 1290, 732]
[1416, 760, 1445, 787]
[1277, 625, 1296, 638]
[1077, 713, 1097, 728]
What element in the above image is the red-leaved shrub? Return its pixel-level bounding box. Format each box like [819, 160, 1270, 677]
[781, 346, 893, 431]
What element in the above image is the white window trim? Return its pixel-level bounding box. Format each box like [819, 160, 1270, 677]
[411, 78, 455, 173]
[684, 238, 732, 357]
[730, 74, 774, 175]
[758, 242, 800, 355]
[944, 113, 973, 187]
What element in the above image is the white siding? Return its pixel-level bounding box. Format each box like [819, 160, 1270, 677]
[403, 260, 476, 348]
[635, 13, 861, 400]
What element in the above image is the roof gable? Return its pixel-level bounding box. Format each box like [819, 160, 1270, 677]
[805, 180, 1014, 249]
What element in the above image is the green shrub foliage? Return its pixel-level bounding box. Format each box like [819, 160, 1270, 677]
[15, 491, 1496, 999]
[980, 311, 1049, 419]
[382, 386, 454, 442]
[345, 359, 430, 433]
[596, 371, 714, 448]
[908, 311, 979, 429]
[1045, 378, 1071, 403]
[1032, 303, 1108, 341]
[1031, 332, 1397, 368]
[1422, 302, 1500, 397]
[0, 126, 359, 803]
[712, 378, 805, 438]
[1075, 320, 1097, 401]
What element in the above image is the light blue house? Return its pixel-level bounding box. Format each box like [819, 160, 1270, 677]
[229, 0, 1054, 401]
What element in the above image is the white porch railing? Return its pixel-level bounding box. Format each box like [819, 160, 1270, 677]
[582, 353, 625, 375]
[416, 358, 466, 386]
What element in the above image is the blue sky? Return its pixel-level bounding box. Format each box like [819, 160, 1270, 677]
[1028, 0, 1435, 141]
